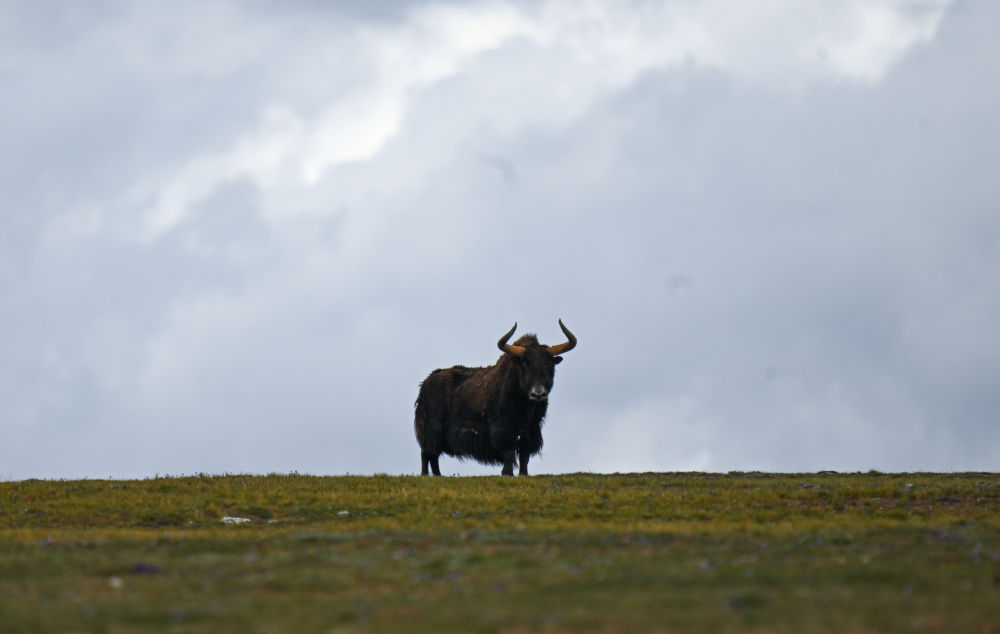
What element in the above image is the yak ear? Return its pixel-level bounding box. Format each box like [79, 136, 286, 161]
[553, 356, 563, 365]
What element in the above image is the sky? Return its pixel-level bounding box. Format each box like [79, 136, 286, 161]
[2, 0, 998, 479]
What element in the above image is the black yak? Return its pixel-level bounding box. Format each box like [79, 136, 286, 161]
[414, 320, 577, 476]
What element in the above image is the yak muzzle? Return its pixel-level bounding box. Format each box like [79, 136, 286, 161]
[528, 386, 549, 401]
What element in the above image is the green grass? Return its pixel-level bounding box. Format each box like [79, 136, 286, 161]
[2, 472, 999, 632]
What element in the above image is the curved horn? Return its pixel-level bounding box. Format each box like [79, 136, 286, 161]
[497, 322, 525, 357]
[547, 319, 577, 355]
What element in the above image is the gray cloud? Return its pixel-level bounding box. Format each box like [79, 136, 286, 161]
[2, 0, 997, 478]
[475, 152, 519, 186]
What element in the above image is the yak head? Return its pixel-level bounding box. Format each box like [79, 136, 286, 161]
[497, 320, 577, 402]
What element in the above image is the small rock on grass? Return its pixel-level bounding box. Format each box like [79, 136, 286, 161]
[220, 516, 251, 524]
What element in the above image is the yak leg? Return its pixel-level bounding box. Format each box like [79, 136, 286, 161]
[421, 452, 441, 476]
[501, 450, 516, 477]
[517, 431, 540, 477]
[518, 449, 530, 476]
[491, 424, 518, 476]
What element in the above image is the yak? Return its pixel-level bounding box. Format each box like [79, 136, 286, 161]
[414, 320, 577, 476]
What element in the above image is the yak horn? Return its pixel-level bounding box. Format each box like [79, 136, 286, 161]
[547, 319, 577, 355]
[498, 322, 525, 356]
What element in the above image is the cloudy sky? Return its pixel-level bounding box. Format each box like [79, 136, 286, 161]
[3, 0, 998, 479]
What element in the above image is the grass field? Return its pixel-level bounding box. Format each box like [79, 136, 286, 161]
[1, 472, 998, 632]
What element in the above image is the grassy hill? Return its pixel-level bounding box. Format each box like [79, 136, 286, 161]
[2, 472, 998, 632]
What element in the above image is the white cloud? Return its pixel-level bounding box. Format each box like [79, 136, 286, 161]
[128, 0, 952, 239]
[562, 397, 719, 473]
[137, 104, 305, 237]
[132, 2, 534, 237]
[824, 1, 950, 80]
[533, 0, 951, 83]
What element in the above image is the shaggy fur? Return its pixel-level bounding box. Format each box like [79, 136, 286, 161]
[414, 326, 574, 476]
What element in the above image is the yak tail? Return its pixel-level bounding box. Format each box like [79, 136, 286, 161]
[414, 398, 427, 444]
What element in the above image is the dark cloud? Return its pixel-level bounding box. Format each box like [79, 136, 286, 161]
[475, 152, 519, 186]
